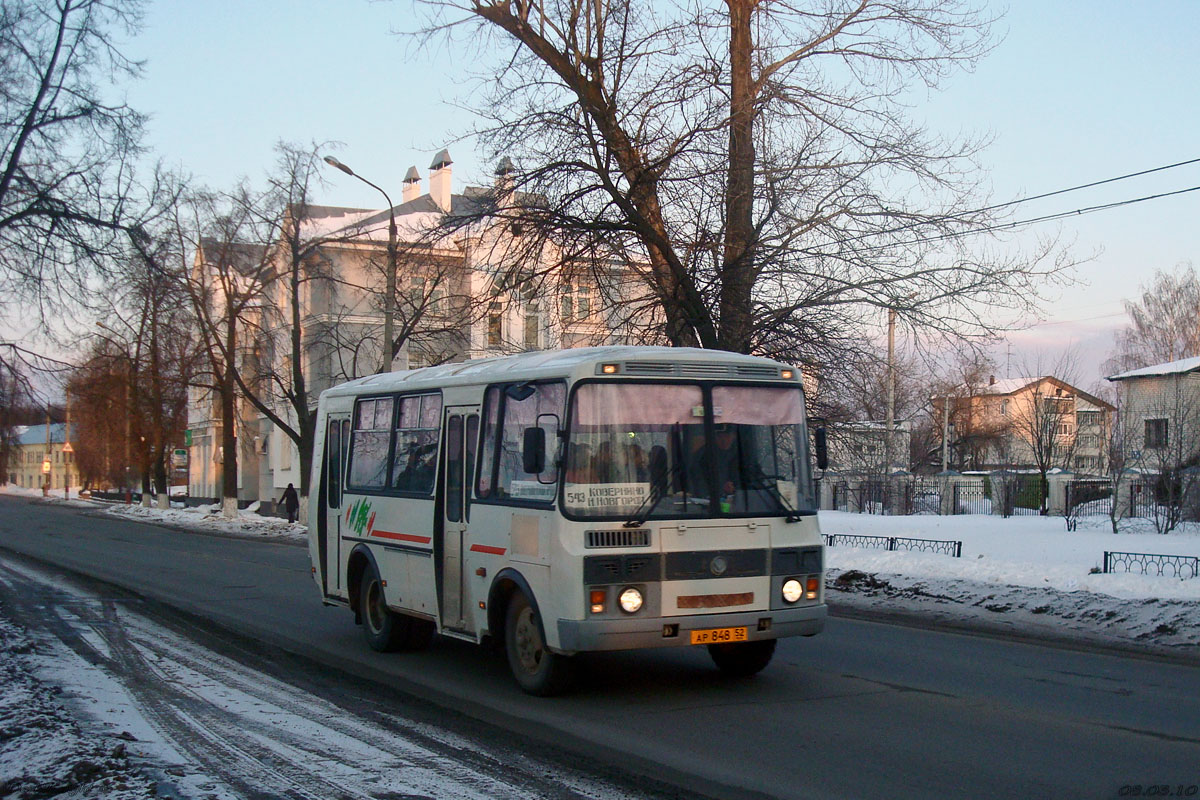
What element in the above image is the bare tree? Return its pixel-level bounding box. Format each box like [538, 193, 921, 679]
[931, 350, 1005, 471]
[0, 354, 36, 482]
[1101, 396, 1133, 534]
[0, 0, 146, 319]
[1007, 354, 1084, 515]
[413, 0, 1070, 364]
[1105, 263, 1200, 375]
[77, 234, 197, 502]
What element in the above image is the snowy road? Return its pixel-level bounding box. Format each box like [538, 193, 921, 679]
[3, 495, 1200, 799]
[0, 557, 659, 799]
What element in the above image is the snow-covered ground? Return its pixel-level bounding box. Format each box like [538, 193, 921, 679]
[0, 556, 642, 799]
[1, 484, 306, 543]
[822, 510, 1200, 653]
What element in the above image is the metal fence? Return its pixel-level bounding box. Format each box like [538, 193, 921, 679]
[952, 481, 991, 515]
[908, 478, 943, 515]
[823, 533, 963, 558]
[1103, 550, 1200, 580]
[820, 471, 1199, 523]
[1065, 480, 1112, 517]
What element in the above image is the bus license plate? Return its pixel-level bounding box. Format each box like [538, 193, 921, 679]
[690, 626, 748, 645]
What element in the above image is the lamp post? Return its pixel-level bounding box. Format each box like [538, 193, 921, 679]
[323, 155, 398, 374]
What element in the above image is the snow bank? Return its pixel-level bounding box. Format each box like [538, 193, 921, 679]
[821, 511, 1200, 653]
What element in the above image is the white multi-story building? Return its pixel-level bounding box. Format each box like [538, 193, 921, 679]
[187, 152, 650, 504]
[1107, 356, 1200, 471]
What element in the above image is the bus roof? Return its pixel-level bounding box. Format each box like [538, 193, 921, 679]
[320, 346, 798, 400]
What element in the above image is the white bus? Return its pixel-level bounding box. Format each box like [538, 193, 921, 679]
[308, 346, 826, 695]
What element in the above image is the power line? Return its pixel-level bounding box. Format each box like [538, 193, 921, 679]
[810, 182, 1200, 257]
[974, 156, 1200, 216]
[820, 156, 1200, 251]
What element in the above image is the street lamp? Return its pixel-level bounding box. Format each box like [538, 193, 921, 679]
[323, 155, 398, 374]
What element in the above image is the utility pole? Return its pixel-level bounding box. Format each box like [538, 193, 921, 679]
[941, 396, 952, 472]
[885, 307, 897, 475]
[43, 406, 50, 496]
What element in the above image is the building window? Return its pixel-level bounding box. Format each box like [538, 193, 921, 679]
[524, 313, 539, 350]
[487, 303, 503, 347]
[1145, 418, 1168, 449]
[560, 284, 573, 321]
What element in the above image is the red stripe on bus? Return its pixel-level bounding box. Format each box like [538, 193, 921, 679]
[469, 544, 507, 555]
[371, 530, 432, 544]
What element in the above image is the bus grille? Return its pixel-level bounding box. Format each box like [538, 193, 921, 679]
[735, 364, 780, 377]
[622, 361, 676, 375]
[586, 528, 651, 549]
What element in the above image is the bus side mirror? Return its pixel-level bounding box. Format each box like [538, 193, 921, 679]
[523, 427, 546, 474]
[813, 426, 829, 471]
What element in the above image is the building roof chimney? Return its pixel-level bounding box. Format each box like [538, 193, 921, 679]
[494, 156, 515, 204]
[429, 149, 452, 211]
[402, 166, 420, 203]
[988, 375, 995, 386]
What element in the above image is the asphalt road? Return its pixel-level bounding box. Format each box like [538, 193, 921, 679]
[2, 495, 1198, 800]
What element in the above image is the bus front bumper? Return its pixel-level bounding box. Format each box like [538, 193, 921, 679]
[555, 603, 826, 653]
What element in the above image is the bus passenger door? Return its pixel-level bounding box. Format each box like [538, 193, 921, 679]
[322, 414, 351, 597]
[439, 406, 478, 633]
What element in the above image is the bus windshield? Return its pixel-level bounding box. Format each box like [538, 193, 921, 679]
[563, 382, 814, 520]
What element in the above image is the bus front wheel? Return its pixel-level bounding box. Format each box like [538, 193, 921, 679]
[504, 591, 573, 696]
[708, 639, 777, 677]
[359, 566, 410, 652]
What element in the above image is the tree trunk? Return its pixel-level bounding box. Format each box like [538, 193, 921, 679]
[221, 318, 238, 519]
[720, 0, 757, 354]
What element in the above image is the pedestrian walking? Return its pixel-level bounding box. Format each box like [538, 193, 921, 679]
[279, 483, 300, 524]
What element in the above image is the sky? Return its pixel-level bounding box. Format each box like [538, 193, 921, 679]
[118, 0, 1200, 390]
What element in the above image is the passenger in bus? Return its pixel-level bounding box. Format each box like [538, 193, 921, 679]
[565, 442, 597, 484]
[395, 443, 437, 493]
[593, 440, 616, 483]
[690, 424, 744, 507]
[627, 443, 649, 482]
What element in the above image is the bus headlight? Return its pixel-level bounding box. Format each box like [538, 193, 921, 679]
[618, 586, 644, 614]
[781, 578, 803, 604]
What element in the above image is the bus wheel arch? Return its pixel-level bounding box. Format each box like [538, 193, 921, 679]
[347, 545, 379, 626]
[487, 568, 535, 645]
[491, 570, 574, 696]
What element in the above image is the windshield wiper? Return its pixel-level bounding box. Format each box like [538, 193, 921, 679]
[746, 474, 804, 523]
[623, 484, 665, 528]
[623, 427, 685, 528]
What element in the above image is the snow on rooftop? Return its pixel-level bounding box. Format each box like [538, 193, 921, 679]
[982, 376, 1041, 394]
[1107, 355, 1200, 381]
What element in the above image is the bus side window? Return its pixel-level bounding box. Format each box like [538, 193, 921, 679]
[327, 420, 342, 508]
[476, 386, 501, 499]
[348, 397, 393, 490]
[465, 414, 478, 520]
[496, 383, 564, 499]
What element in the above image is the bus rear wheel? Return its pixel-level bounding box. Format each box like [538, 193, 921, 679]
[708, 639, 777, 677]
[359, 566, 410, 652]
[504, 591, 573, 696]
